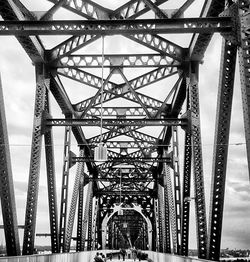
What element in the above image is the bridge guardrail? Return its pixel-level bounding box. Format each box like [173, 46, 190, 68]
[0, 250, 118, 262]
[145, 251, 212, 262]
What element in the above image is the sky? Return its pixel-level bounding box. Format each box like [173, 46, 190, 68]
[0, 0, 250, 251]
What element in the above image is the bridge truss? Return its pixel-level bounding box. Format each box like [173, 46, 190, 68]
[0, 0, 249, 261]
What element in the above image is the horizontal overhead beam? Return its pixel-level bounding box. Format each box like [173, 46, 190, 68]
[90, 140, 156, 148]
[72, 157, 171, 164]
[0, 17, 232, 35]
[84, 107, 164, 117]
[53, 54, 180, 68]
[46, 118, 187, 127]
[96, 190, 154, 196]
[88, 177, 154, 182]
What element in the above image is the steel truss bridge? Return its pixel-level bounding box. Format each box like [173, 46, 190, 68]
[0, 0, 249, 261]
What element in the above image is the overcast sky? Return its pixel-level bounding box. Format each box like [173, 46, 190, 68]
[0, 0, 250, 251]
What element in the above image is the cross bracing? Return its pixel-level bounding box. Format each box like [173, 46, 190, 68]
[0, 0, 249, 261]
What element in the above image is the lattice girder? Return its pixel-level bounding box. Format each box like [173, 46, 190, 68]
[23, 69, 49, 255]
[53, 54, 180, 68]
[0, 17, 233, 36]
[1, 0, 248, 257]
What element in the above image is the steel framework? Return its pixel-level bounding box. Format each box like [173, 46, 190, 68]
[0, 0, 249, 261]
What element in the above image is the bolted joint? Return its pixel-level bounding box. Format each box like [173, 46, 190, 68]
[41, 111, 52, 134]
[239, 9, 250, 41]
[69, 151, 77, 168]
[180, 110, 191, 133]
[220, 3, 241, 45]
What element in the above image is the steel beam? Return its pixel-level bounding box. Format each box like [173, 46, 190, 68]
[47, 0, 111, 20]
[76, 176, 85, 251]
[189, 0, 227, 60]
[157, 184, 164, 252]
[0, 74, 20, 256]
[40, 0, 67, 21]
[65, 149, 85, 252]
[95, 191, 153, 196]
[171, 126, 182, 254]
[0, 0, 45, 62]
[59, 67, 177, 111]
[44, 90, 59, 253]
[82, 182, 93, 251]
[180, 130, 192, 256]
[111, 0, 168, 20]
[72, 156, 171, 164]
[163, 161, 178, 254]
[23, 68, 48, 255]
[49, 35, 100, 61]
[208, 38, 237, 261]
[0, 17, 232, 36]
[163, 166, 171, 253]
[87, 182, 94, 251]
[46, 118, 187, 127]
[90, 198, 99, 250]
[53, 54, 180, 68]
[85, 107, 160, 118]
[58, 126, 72, 252]
[88, 129, 158, 146]
[238, 0, 250, 180]
[188, 62, 208, 259]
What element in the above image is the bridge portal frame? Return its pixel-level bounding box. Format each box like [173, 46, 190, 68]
[0, 1, 249, 261]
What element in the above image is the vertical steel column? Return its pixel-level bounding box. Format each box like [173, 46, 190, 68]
[65, 149, 85, 252]
[157, 184, 164, 252]
[162, 162, 171, 253]
[58, 125, 72, 252]
[188, 61, 208, 259]
[23, 65, 48, 255]
[0, 74, 20, 256]
[153, 198, 159, 251]
[76, 175, 85, 251]
[180, 128, 192, 256]
[87, 181, 94, 250]
[208, 39, 237, 260]
[44, 89, 59, 253]
[163, 162, 178, 253]
[238, 0, 250, 178]
[172, 126, 182, 254]
[111, 221, 115, 249]
[91, 198, 99, 250]
[81, 181, 93, 251]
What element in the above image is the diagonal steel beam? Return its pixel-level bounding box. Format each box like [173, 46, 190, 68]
[208, 38, 237, 262]
[88, 127, 158, 146]
[40, 0, 67, 21]
[0, 0, 44, 62]
[172, 0, 195, 19]
[111, 0, 169, 20]
[117, 68, 151, 118]
[59, 67, 176, 114]
[79, 69, 115, 118]
[49, 35, 100, 61]
[189, 0, 227, 60]
[47, 0, 111, 20]
[0, 74, 21, 256]
[142, 0, 168, 19]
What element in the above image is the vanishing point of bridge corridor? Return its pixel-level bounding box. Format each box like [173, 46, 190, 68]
[0, 0, 250, 262]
